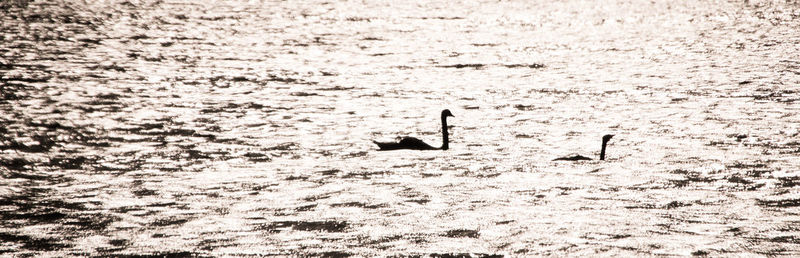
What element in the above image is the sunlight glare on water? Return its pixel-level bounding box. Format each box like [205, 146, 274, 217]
[1, 0, 800, 256]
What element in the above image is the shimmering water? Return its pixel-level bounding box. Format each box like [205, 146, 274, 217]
[2, 0, 800, 256]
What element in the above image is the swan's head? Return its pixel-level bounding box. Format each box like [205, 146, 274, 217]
[441, 109, 454, 118]
[602, 134, 614, 143]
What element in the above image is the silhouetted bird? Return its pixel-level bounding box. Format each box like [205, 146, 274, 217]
[553, 134, 614, 161]
[373, 109, 454, 150]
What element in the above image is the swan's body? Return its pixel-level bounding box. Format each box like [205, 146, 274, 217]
[554, 134, 614, 161]
[373, 109, 453, 151]
[373, 137, 437, 150]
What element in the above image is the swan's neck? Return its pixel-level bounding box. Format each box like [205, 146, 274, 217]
[441, 116, 449, 150]
[600, 140, 608, 160]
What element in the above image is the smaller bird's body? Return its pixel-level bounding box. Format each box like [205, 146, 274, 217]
[552, 155, 592, 161]
[553, 134, 615, 161]
[373, 109, 454, 151]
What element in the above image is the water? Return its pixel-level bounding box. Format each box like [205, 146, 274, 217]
[1, 0, 800, 256]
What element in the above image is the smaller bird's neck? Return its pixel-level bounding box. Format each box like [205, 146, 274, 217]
[600, 140, 608, 160]
[441, 116, 449, 150]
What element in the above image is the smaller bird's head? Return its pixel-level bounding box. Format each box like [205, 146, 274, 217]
[602, 134, 615, 143]
[441, 109, 454, 118]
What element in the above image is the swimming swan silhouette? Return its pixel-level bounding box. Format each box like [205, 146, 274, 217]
[373, 109, 454, 150]
[553, 134, 614, 161]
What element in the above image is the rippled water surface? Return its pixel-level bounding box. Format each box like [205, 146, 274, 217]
[2, 0, 800, 256]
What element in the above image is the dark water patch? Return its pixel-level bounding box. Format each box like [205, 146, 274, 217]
[243, 183, 278, 194]
[208, 75, 262, 87]
[0, 0, 32, 9]
[210, 137, 252, 145]
[345, 16, 372, 22]
[331, 202, 388, 209]
[88, 63, 126, 72]
[3, 210, 67, 223]
[0, 82, 34, 101]
[437, 64, 485, 69]
[582, 233, 632, 241]
[757, 198, 800, 208]
[0, 232, 69, 251]
[150, 217, 190, 227]
[777, 222, 800, 232]
[513, 104, 542, 111]
[358, 234, 403, 246]
[342, 170, 389, 179]
[141, 128, 214, 139]
[724, 174, 751, 184]
[244, 152, 271, 162]
[258, 220, 349, 233]
[0, 192, 91, 225]
[418, 16, 465, 20]
[285, 175, 309, 181]
[726, 161, 767, 169]
[49, 156, 93, 169]
[503, 63, 545, 69]
[265, 142, 298, 152]
[111, 206, 144, 214]
[667, 170, 715, 188]
[63, 213, 118, 230]
[94, 156, 143, 173]
[315, 169, 340, 176]
[393, 163, 416, 168]
[304, 191, 341, 202]
[626, 200, 692, 209]
[406, 199, 430, 204]
[742, 89, 800, 103]
[442, 229, 479, 238]
[469, 172, 501, 178]
[342, 151, 368, 158]
[426, 253, 502, 258]
[392, 65, 416, 70]
[766, 235, 800, 244]
[726, 133, 749, 142]
[777, 176, 800, 187]
[132, 188, 158, 197]
[1, 158, 33, 171]
[290, 91, 319, 97]
[0, 134, 56, 152]
[2, 74, 53, 83]
[104, 251, 205, 258]
[296, 204, 316, 212]
[310, 251, 352, 258]
[317, 86, 355, 91]
[754, 249, 794, 256]
[197, 237, 235, 251]
[146, 201, 186, 208]
[5, 171, 61, 181]
[263, 73, 318, 85]
[363, 233, 432, 248]
[108, 239, 129, 247]
[27, 120, 72, 131]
